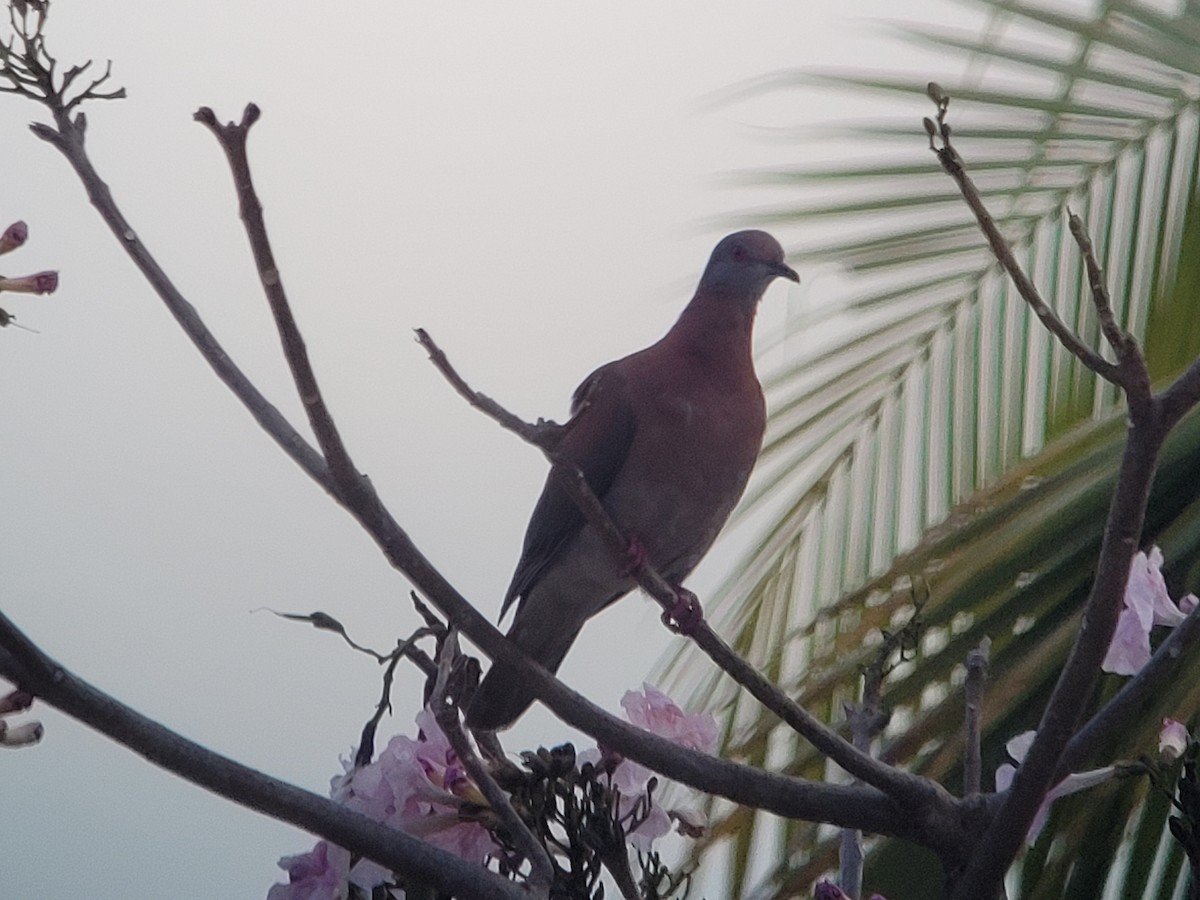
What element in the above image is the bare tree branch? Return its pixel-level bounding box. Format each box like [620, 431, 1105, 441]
[0, 612, 526, 900]
[926, 87, 1198, 900]
[26, 107, 333, 492]
[1061, 604, 1200, 776]
[194, 104, 365, 499]
[1066, 211, 1129, 358]
[923, 84, 1121, 386]
[963, 638, 990, 797]
[840, 652, 890, 899]
[1158, 360, 1200, 432]
[416, 326, 567, 450]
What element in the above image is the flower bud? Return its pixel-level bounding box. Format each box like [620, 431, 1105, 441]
[0, 719, 43, 747]
[0, 689, 34, 715]
[0, 221, 28, 255]
[0, 270, 58, 294]
[1159, 718, 1190, 762]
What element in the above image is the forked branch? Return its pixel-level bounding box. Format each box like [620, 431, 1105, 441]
[928, 87, 1199, 900]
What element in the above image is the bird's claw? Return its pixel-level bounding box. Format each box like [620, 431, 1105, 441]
[661, 587, 703, 635]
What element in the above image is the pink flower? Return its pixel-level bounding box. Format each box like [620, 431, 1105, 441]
[1103, 547, 1198, 675]
[577, 744, 670, 849]
[267, 841, 349, 900]
[1160, 718, 1190, 762]
[269, 708, 496, 900]
[621, 683, 719, 752]
[580, 685, 718, 850]
[0, 270, 57, 294]
[0, 220, 27, 255]
[372, 709, 495, 862]
[996, 731, 1118, 845]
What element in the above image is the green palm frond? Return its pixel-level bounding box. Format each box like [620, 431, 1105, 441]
[656, 1, 1200, 896]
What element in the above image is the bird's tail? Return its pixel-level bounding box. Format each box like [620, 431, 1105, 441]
[464, 617, 579, 731]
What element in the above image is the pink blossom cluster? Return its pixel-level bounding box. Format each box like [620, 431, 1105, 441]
[268, 684, 717, 898]
[578, 683, 718, 849]
[997, 718, 1192, 845]
[268, 708, 494, 900]
[1102, 546, 1198, 675]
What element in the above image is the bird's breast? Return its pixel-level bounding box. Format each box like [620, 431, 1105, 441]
[605, 371, 765, 581]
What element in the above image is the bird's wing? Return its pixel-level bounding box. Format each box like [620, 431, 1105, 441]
[499, 360, 638, 619]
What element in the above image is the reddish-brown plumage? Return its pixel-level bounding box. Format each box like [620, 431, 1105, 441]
[467, 231, 798, 730]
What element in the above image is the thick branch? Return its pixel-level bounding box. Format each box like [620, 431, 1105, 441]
[953, 421, 1163, 897]
[1159, 359, 1200, 430]
[0, 614, 523, 900]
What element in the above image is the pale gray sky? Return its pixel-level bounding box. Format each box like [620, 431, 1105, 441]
[1, 2, 973, 896]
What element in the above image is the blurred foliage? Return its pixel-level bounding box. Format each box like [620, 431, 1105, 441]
[659, 1, 1200, 896]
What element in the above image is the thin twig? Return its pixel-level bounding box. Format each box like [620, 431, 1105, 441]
[0, 4, 124, 111]
[25, 109, 332, 492]
[416, 327, 566, 450]
[963, 638, 990, 796]
[355, 629, 441, 768]
[840, 658, 890, 899]
[924, 85, 1121, 386]
[1066, 211, 1129, 358]
[194, 104, 365, 500]
[416, 327, 946, 811]
[431, 629, 554, 899]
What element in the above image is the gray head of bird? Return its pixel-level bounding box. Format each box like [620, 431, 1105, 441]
[697, 230, 799, 300]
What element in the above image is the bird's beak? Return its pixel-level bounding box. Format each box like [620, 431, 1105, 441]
[776, 262, 800, 283]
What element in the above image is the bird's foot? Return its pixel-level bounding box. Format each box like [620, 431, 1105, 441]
[621, 537, 649, 578]
[661, 587, 703, 635]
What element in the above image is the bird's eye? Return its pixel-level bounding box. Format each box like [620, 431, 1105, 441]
[732, 244, 746, 261]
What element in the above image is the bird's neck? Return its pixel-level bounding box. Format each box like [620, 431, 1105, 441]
[667, 289, 759, 364]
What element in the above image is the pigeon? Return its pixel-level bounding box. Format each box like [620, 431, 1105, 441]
[466, 230, 797, 730]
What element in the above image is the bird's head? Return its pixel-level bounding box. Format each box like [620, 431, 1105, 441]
[697, 230, 799, 300]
